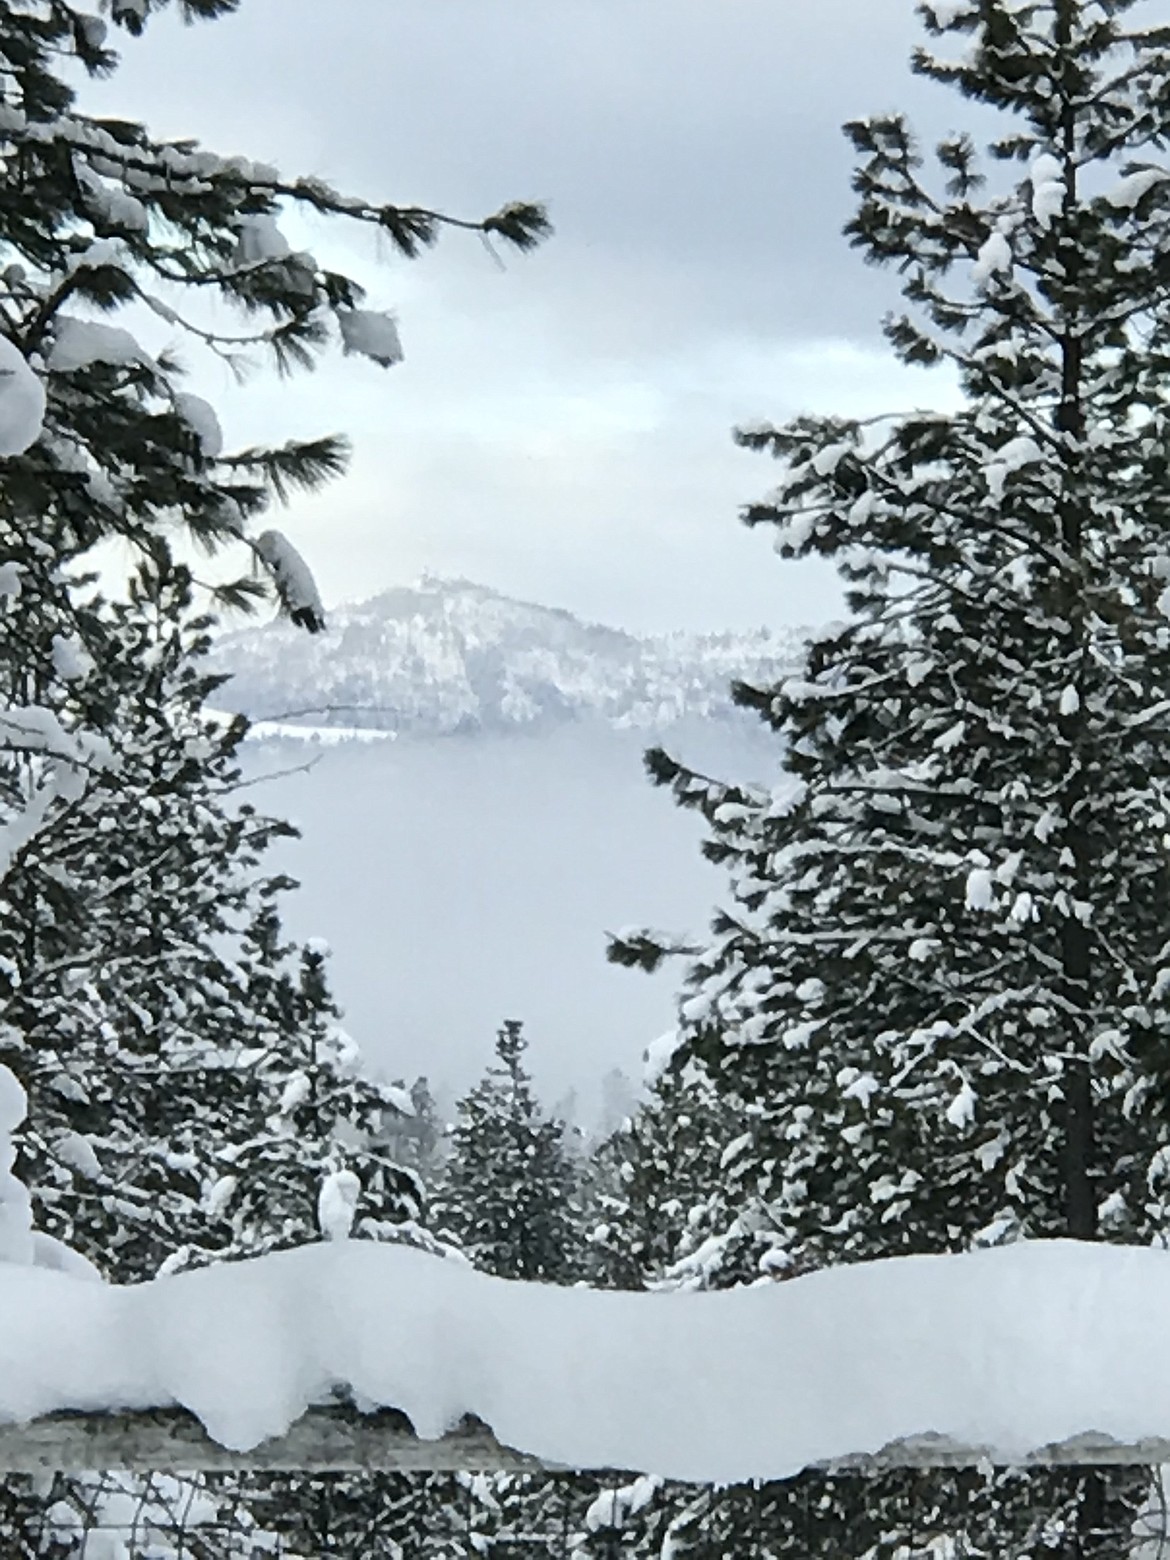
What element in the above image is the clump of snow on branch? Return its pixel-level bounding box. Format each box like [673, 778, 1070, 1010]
[53, 1132, 102, 1182]
[337, 309, 404, 368]
[965, 864, 996, 912]
[317, 1169, 361, 1241]
[985, 435, 1044, 500]
[233, 215, 292, 268]
[1106, 167, 1169, 209]
[173, 393, 224, 459]
[643, 1030, 683, 1090]
[50, 634, 94, 684]
[379, 1083, 415, 1117]
[46, 317, 150, 375]
[945, 1079, 978, 1130]
[928, 1, 975, 24]
[252, 530, 325, 634]
[76, 169, 148, 233]
[1031, 152, 1066, 229]
[0, 337, 46, 457]
[972, 226, 1013, 285]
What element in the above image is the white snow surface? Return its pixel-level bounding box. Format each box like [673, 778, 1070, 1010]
[46, 317, 148, 374]
[4, 1240, 1170, 1478]
[337, 308, 404, 368]
[0, 336, 46, 457]
[173, 393, 224, 458]
[253, 530, 325, 626]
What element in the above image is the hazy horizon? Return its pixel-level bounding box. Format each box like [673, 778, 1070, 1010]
[241, 716, 778, 1114]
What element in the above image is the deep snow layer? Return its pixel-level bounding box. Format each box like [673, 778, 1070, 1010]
[3, 1239, 1170, 1481]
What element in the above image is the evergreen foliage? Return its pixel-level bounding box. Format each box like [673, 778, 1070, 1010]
[605, 0, 1170, 1550]
[0, 3, 548, 1555]
[437, 1020, 583, 1285]
[584, 1040, 742, 1291]
[617, 0, 1170, 1293]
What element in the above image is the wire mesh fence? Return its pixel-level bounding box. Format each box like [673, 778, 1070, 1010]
[0, 1466, 1167, 1559]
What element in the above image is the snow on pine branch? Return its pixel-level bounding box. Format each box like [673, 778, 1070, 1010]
[3, 1239, 1170, 1479]
[0, 1066, 99, 1279]
[0, 338, 46, 458]
[0, 704, 117, 880]
[252, 531, 325, 634]
[337, 309, 404, 368]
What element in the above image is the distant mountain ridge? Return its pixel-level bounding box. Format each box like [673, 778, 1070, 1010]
[208, 574, 810, 738]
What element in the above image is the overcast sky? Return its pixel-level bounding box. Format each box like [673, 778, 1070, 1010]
[91, 0, 965, 634]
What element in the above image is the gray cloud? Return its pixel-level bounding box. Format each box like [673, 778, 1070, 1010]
[92, 0, 964, 632]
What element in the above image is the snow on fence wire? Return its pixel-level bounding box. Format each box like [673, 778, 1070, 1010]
[1, 1452, 1169, 1559]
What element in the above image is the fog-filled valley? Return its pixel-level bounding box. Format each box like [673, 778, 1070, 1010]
[241, 715, 777, 1123]
[210, 575, 798, 1122]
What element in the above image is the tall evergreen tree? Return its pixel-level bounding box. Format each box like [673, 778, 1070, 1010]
[607, 0, 1170, 1551]
[0, 5, 547, 1555]
[616, 0, 1170, 1295]
[437, 1020, 583, 1285]
[432, 1024, 602, 1557]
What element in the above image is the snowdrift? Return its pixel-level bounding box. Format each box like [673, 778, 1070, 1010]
[2, 1239, 1170, 1481]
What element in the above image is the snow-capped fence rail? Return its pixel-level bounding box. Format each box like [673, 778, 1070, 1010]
[9, 1238, 1170, 1482]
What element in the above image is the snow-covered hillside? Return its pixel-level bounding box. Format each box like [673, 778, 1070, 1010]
[209, 574, 809, 736]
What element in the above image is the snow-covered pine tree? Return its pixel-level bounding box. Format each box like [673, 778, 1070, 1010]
[0, 7, 547, 1553]
[608, 0, 1170, 1550]
[0, 556, 439, 1556]
[213, 936, 434, 1261]
[437, 1020, 583, 1284]
[1, 557, 284, 1279]
[430, 1023, 601, 1555]
[0, 554, 422, 1282]
[614, 0, 1170, 1300]
[584, 1036, 743, 1292]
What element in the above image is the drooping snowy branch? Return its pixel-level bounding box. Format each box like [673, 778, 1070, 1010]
[251, 531, 325, 634]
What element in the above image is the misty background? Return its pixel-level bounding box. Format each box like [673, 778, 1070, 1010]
[219, 576, 791, 1121]
[84, 0, 966, 634]
[243, 719, 774, 1119]
[101, 2, 976, 1118]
